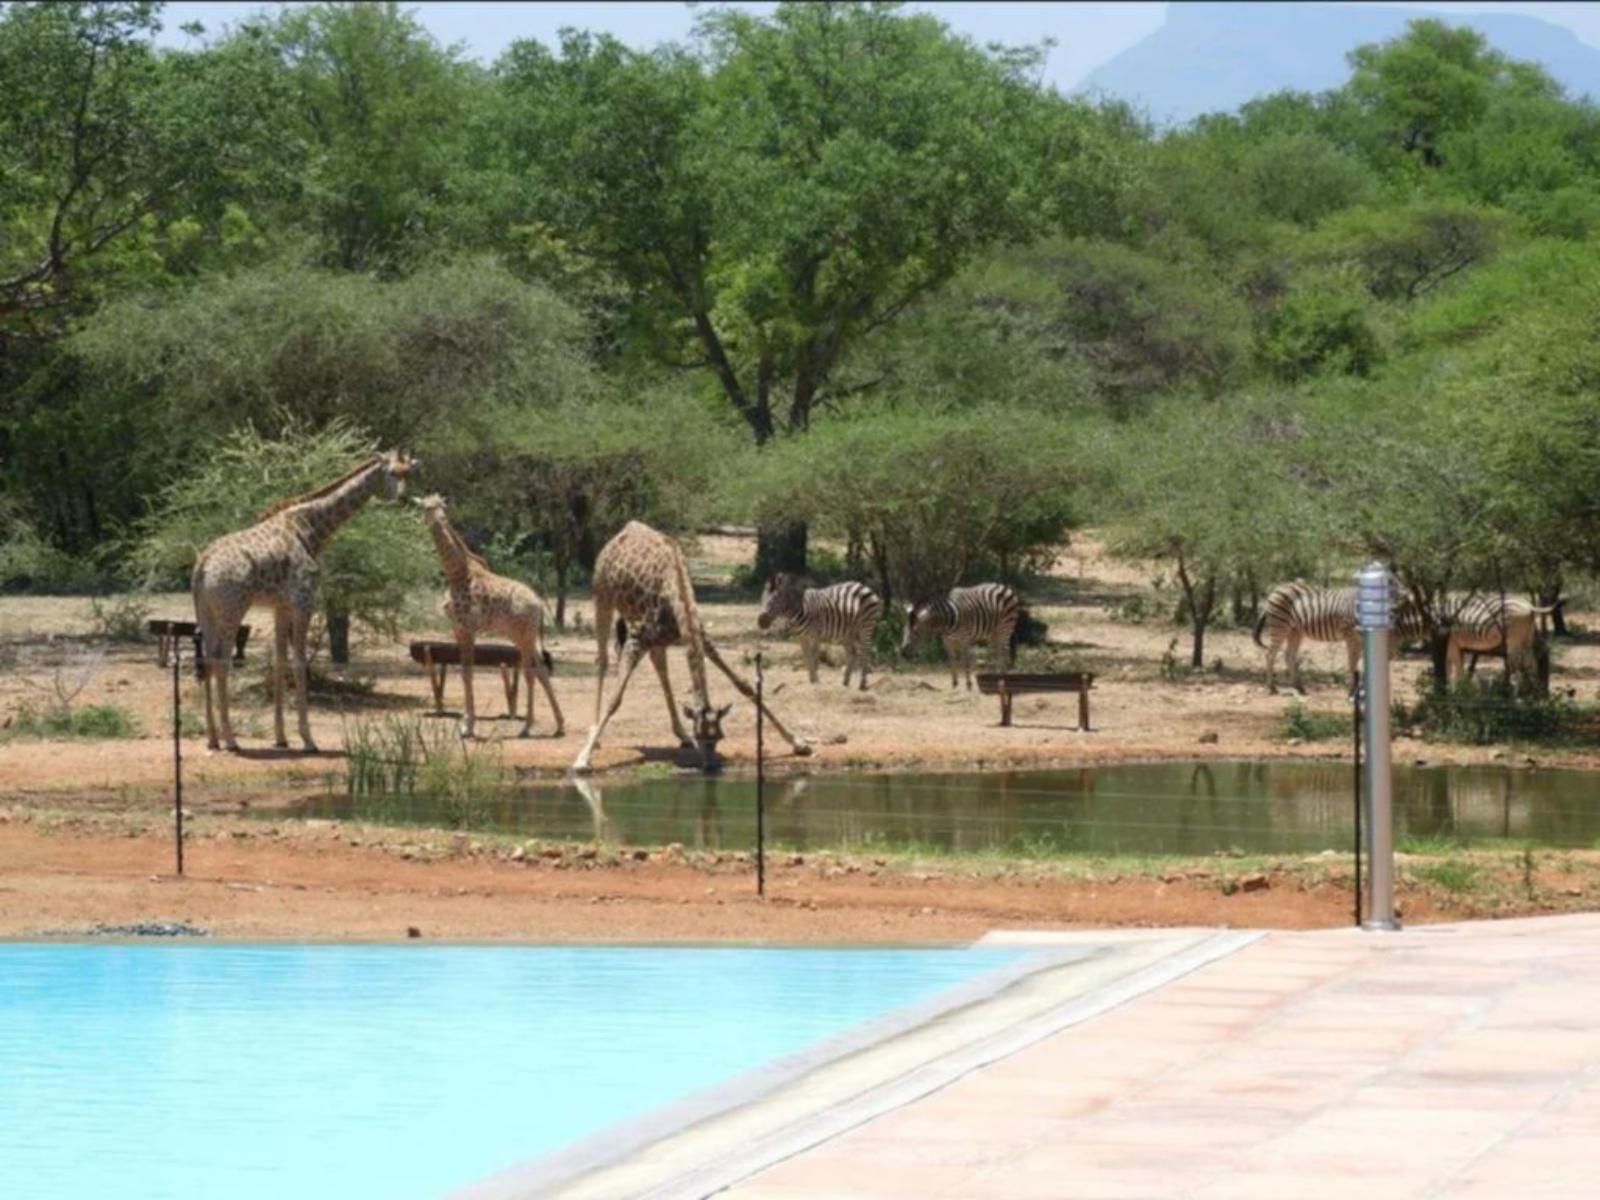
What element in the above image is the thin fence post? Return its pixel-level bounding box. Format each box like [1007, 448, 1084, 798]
[755, 652, 765, 899]
[1352, 675, 1361, 928]
[173, 638, 185, 878]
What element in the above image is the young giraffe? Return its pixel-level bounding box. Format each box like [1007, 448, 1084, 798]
[192, 451, 415, 752]
[419, 494, 564, 740]
[571, 521, 812, 773]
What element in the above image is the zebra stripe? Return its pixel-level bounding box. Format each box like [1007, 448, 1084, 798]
[758, 575, 883, 689]
[903, 583, 1021, 689]
[1445, 594, 1558, 681]
[1254, 581, 1428, 693]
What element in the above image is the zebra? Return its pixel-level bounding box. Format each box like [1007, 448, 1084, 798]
[1253, 581, 1429, 694]
[1444, 595, 1561, 684]
[900, 583, 1021, 690]
[756, 574, 883, 690]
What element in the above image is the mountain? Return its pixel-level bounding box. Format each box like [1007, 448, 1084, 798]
[1079, 2, 1600, 126]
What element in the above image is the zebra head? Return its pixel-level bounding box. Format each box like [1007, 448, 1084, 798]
[681, 701, 733, 769]
[899, 602, 925, 656]
[757, 572, 803, 632]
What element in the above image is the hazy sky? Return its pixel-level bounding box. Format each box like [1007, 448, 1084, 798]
[153, 1, 1600, 92]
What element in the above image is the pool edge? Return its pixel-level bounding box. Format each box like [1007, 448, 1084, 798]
[457, 928, 1261, 1200]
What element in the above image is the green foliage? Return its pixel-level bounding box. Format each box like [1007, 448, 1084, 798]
[342, 714, 503, 829]
[132, 419, 432, 642]
[727, 407, 1081, 604]
[1398, 674, 1579, 745]
[7, 701, 140, 740]
[494, 2, 1114, 441]
[1413, 857, 1481, 893]
[1281, 702, 1351, 742]
[1255, 271, 1381, 381]
[1347, 19, 1505, 168]
[87, 593, 153, 642]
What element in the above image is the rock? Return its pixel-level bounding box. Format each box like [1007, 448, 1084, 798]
[509, 845, 526, 862]
[576, 847, 598, 861]
[825, 733, 850, 744]
[539, 846, 564, 859]
[787, 853, 805, 867]
[1489, 749, 1506, 761]
[1287, 737, 1303, 747]
[1198, 731, 1220, 744]
[406, 926, 421, 939]
[1565, 886, 1584, 897]
[1239, 873, 1270, 893]
[631, 848, 649, 861]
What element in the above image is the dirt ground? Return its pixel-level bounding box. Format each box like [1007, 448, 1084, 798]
[3, 532, 1597, 940]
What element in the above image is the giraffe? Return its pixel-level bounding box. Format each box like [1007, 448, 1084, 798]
[191, 451, 416, 753]
[571, 520, 812, 774]
[419, 494, 564, 740]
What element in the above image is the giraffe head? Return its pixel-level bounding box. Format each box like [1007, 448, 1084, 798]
[418, 492, 447, 520]
[680, 701, 732, 767]
[756, 573, 804, 631]
[379, 450, 418, 501]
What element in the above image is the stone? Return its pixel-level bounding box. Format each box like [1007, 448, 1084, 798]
[1198, 731, 1220, 744]
[406, 926, 421, 939]
[1240, 873, 1270, 892]
[509, 845, 526, 862]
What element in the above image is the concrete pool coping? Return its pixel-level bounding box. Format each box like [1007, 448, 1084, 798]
[454, 928, 1261, 1200]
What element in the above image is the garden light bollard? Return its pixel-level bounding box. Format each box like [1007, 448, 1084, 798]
[1356, 561, 1398, 931]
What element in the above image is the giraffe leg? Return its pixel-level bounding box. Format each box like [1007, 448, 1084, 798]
[272, 609, 290, 749]
[531, 646, 565, 738]
[290, 609, 317, 752]
[572, 639, 648, 774]
[703, 640, 811, 756]
[457, 634, 478, 740]
[650, 646, 694, 747]
[591, 600, 614, 728]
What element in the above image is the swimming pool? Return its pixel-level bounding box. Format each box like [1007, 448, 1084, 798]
[0, 944, 1022, 1199]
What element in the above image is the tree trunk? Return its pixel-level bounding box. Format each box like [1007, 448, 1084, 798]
[1174, 554, 1215, 670]
[326, 608, 351, 665]
[755, 520, 808, 583]
[1538, 580, 1568, 637]
[554, 559, 568, 629]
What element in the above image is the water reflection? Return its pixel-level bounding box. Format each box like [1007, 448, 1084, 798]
[288, 762, 1600, 856]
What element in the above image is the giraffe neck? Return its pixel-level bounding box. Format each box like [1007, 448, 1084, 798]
[667, 551, 711, 707]
[282, 460, 386, 556]
[426, 513, 473, 588]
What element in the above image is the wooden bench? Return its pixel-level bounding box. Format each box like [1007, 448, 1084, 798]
[148, 619, 250, 669]
[409, 641, 545, 716]
[976, 671, 1095, 730]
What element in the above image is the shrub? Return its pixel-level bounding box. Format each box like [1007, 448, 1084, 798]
[7, 702, 140, 739]
[1399, 674, 1578, 744]
[1282, 702, 1352, 742]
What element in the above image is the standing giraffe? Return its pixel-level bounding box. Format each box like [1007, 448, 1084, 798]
[571, 521, 811, 773]
[191, 451, 415, 752]
[419, 494, 564, 739]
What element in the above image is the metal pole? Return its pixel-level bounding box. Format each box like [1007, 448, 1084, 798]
[1356, 562, 1398, 930]
[1352, 679, 1362, 928]
[173, 638, 185, 878]
[755, 652, 765, 898]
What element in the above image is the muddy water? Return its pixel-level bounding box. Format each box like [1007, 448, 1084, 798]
[282, 760, 1600, 857]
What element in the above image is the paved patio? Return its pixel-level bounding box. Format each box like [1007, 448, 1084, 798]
[720, 914, 1600, 1200]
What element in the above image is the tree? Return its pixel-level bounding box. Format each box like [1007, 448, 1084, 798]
[1347, 19, 1503, 168]
[726, 407, 1081, 608]
[57, 257, 594, 554]
[0, 2, 289, 330]
[1103, 399, 1333, 669]
[251, 2, 482, 273]
[495, 1, 1110, 573]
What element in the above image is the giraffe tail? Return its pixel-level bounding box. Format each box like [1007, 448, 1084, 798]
[542, 649, 554, 673]
[614, 618, 628, 655]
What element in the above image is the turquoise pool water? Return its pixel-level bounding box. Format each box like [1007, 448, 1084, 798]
[0, 944, 1018, 1199]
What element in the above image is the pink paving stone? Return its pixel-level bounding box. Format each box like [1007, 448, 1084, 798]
[715, 918, 1600, 1200]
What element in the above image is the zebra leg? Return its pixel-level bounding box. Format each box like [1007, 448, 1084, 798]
[1263, 635, 1280, 695]
[944, 636, 960, 688]
[804, 633, 820, 684]
[1287, 631, 1307, 695]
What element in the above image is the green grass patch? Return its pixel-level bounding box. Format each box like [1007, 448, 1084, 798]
[6, 701, 140, 739]
[1282, 702, 1352, 742]
[1412, 858, 1481, 893]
